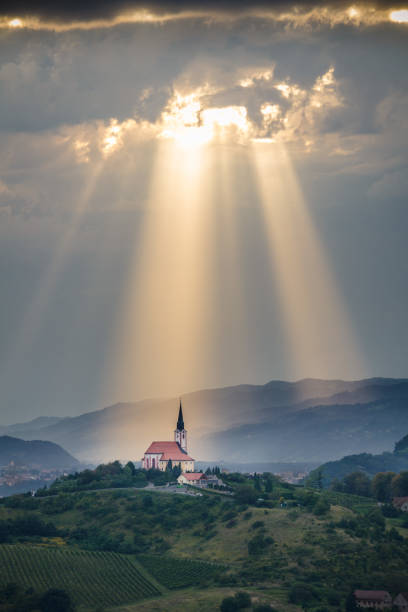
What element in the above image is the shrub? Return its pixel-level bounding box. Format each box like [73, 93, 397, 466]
[235, 485, 258, 505]
[251, 521, 265, 530]
[234, 591, 251, 608]
[248, 534, 273, 555]
[220, 596, 239, 612]
[39, 588, 74, 612]
[288, 583, 319, 605]
[313, 498, 331, 516]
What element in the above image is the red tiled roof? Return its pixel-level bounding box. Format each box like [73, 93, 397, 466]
[144, 441, 194, 461]
[393, 496, 408, 507]
[181, 473, 206, 481]
[354, 591, 391, 601]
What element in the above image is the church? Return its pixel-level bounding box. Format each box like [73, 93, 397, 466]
[141, 402, 195, 472]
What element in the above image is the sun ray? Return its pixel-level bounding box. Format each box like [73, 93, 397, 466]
[0, 162, 105, 389]
[106, 137, 216, 409]
[251, 141, 366, 379]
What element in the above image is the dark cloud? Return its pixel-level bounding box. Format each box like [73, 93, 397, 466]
[2, 0, 407, 21]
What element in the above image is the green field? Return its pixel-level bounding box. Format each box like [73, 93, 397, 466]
[138, 554, 223, 589]
[0, 545, 162, 608]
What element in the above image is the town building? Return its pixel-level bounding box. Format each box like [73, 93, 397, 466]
[393, 496, 408, 512]
[205, 473, 225, 487]
[354, 590, 392, 609]
[178, 472, 207, 486]
[141, 402, 195, 472]
[394, 593, 408, 611]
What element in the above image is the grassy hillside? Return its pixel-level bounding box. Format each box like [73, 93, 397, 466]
[0, 473, 408, 610]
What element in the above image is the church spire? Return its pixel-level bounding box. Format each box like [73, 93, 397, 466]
[177, 400, 184, 431]
[175, 400, 187, 451]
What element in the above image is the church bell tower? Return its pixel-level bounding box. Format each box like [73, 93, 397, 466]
[174, 400, 187, 451]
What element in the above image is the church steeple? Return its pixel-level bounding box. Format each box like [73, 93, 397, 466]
[174, 400, 187, 451]
[176, 401, 184, 431]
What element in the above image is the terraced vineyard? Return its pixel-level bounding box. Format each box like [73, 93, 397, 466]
[0, 545, 161, 607]
[138, 554, 223, 589]
[321, 490, 376, 514]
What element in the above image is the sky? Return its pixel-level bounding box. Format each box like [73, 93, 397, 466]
[0, 1, 407, 424]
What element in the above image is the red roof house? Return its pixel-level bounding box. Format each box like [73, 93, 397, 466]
[393, 497, 408, 512]
[354, 590, 392, 609]
[178, 472, 207, 485]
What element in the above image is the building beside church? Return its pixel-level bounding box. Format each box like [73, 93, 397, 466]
[141, 402, 195, 472]
[178, 472, 207, 486]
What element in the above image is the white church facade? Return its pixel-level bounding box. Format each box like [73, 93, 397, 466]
[141, 402, 195, 472]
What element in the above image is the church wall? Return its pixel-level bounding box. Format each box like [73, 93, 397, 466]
[157, 459, 195, 472]
[142, 453, 162, 470]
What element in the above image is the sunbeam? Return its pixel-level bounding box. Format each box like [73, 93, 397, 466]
[107, 137, 216, 408]
[0, 162, 105, 391]
[251, 141, 366, 379]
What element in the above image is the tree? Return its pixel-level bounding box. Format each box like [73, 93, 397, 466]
[125, 461, 136, 475]
[345, 590, 358, 611]
[342, 471, 372, 497]
[254, 474, 262, 492]
[235, 485, 257, 505]
[248, 534, 273, 555]
[166, 459, 173, 471]
[313, 498, 330, 516]
[220, 596, 239, 612]
[288, 584, 317, 606]
[172, 464, 181, 479]
[391, 471, 408, 497]
[39, 588, 74, 612]
[265, 477, 273, 493]
[372, 472, 395, 502]
[394, 433, 408, 455]
[234, 591, 251, 609]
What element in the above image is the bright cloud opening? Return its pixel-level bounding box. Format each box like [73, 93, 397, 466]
[160, 92, 251, 147]
[390, 9, 408, 23]
[8, 18, 23, 28]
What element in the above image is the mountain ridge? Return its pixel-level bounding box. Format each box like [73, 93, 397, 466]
[0, 435, 79, 469]
[1, 377, 407, 464]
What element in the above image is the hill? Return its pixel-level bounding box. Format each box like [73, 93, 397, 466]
[1, 377, 408, 464]
[0, 467, 407, 611]
[309, 433, 408, 488]
[0, 436, 79, 469]
[313, 452, 408, 488]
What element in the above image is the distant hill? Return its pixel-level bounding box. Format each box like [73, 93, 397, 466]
[0, 377, 407, 464]
[314, 452, 408, 487]
[0, 416, 63, 436]
[0, 436, 79, 469]
[311, 433, 408, 487]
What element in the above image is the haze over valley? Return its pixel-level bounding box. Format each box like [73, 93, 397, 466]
[2, 377, 407, 465]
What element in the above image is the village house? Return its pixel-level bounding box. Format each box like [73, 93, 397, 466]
[141, 403, 195, 473]
[177, 472, 207, 486]
[205, 473, 225, 487]
[354, 590, 392, 609]
[394, 593, 408, 611]
[393, 497, 408, 512]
